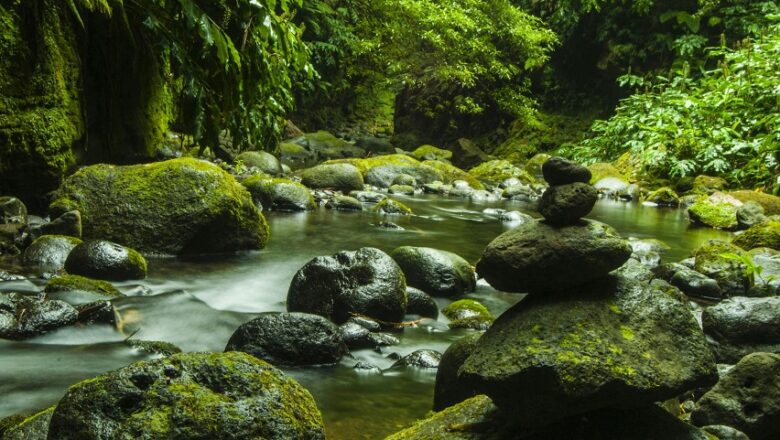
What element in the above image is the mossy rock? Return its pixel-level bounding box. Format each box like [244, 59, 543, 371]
[2, 407, 55, 440]
[733, 221, 780, 250]
[291, 131, 365, 161]
[242, 175, 315, 212]
[729, 190, 780, 215]
[693, 175, 728, 195]
[644, 187, 680, 206]
[235, 151, 283, 176]
[468, 160, 535, 186]
[47, 352, 326, 440]
[50, 158, 269, 255]
[688, 196, 739, 229]
[434, 334, 483, 411]
[523, 153, 552, 179]
[693, 240, 751, 297]
[373, 198, 413, 216]
[442, 300, 494, 330]
[391, 246, 476, 297]
[614, 151, 643, 182]
[422, 160, 484, 190]
[333, 154, 443, 188]
[64, 240, 147, 281]
[44, 274, 122, 298]
[412, 145, 452, 161]
[300, 163, 364, 192]
[21, 235, 82, 275]
[279, 142, 315, 165]
[588, 162, 627, 185]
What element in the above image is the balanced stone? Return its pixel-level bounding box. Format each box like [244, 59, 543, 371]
[542, 157, 592, 186]
[476, 219, 632, 294]
[458, 276, 718, 429]
[538, 182, 598, 225]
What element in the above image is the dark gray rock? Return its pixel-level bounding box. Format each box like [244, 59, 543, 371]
[242, 177, 315, 212]
[287, 247, 407, 324]
[405, 287, 439, 319]
[671, 267, 723, 300]
[542, 157, 591, 186]
[22, 235, 82, 276]
[538, 183, 598, 225]
[737, 201, 767, 230]
[476, 219, 632, 294]
[65, 240, 147, 281]
[48, 352, 326, 440]
[0, 293, 78, 340]
[391, 349, 442, 369]
[0, 196, 27, 224]
[702, 296, 780, 363]
[29, 210, 82, 240]
[692, 352, 780, 440]
[2, 407, 53, 440]
[391, 246, 475, 297]
[700, 425, 750, 440]
[226, 312, 347, 366]
[434, 333, 482, 410]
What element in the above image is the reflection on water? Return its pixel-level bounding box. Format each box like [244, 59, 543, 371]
[0, 196, 731, 438]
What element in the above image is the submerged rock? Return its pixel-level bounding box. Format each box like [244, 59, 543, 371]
[0, 293, 78, 339]
[442, 300, 494, 330]
[50, 158, 269, 255]
[64, 240, 147, 281]
[458, 276, 718, 428]
[537, 182, 598, 225]
[692, 352, 780, 440]
[476, 219, 632, 294]
[702, 296, 780, 363]
[21, 235, 82, 276]
[225, 312, 347, 366]
[48, 352, 326, 440]
[287, 247, 407, 324]
[390, 246, 475, 297]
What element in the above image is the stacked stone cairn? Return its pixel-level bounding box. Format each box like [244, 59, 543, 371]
[424, 157, 720, 438]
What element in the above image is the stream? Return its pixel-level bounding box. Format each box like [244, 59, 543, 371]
[0, 195, 730, 439]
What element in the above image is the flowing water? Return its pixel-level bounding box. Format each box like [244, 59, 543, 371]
[0, 195, 730, 439]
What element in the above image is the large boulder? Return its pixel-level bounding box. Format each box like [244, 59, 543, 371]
[458, 276, 718, 428]
[48, 352, 325, 440]
[242, 176, 315, 212]
[476, 219, 632, 294]
[300, 163, 364, 192]
[688, 193, 740, 229]
[49, 158, 269, 255]
[702, 297, 780, 363]
[729, 190, 780, 215]
[405, 287, 439, 319]
[537, 183, 598, 225]
[0, 293, 78, 339]
[692, 352, 780, 440]
[64, 240, 147, 281]
[235, 151, 283, 175]
[225, 312, 348, 366]
[733, 220, 780, 250]
[22, 235, 82, 276]
[287, 247, 407, 324]
[390, 246, 475, 297]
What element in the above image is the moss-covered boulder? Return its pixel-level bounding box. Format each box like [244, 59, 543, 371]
[693, 240, 751, 297]
[692, 352, 780, 440]
[733, 220, 780, 250]
[50, 158, 269, 255]
[469, 160, 535, 187]
[280, 141, 316, 166]
[588, 163, 627, 185]
[287, 247, 408, 324]
[300, 163, 364, 192]
[412, 145, 452, 161]
[2, 407, 54, 440]
[442, 300, 494, 330]
[693, 175, 728, 195]
[325, 195, 363, 211]
[729, 190, 780, 215]
[235, 151, 283, 176]
[390, 247, 475, 297]
[64, 240, 147, 281]
[21, 235, 82, 276]
[688, 194, 740, 229]
[645, 187, 681, 206]
[524, 153, 552, 179]
[422, 160, 484, 189]
[44, 274, 122, 298]
[47, 351, 326, 440]
[242, 176, 315, 212]
[458, 276, 718, 429]
[290, 131, 365, 161]
[477, 219, 632, 294]
[373, 198, 413, 216]
[225, 312, 348, 367]
[389, 184, 415, 195]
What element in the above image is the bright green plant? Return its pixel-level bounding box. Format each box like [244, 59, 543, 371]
[719, 252, 763, 287]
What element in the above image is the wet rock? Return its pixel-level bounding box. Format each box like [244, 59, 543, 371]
[405, 287, 439, 319]
[469, 160, 535, 187]
[326, 195, 363, 211]
[693, 175, 728, 195]
[2, 407, 53, 440]
[702, 296, 780, 363]
[235, 151, 283, 175]
[29, 210, 82, 239]
[226, 312, 347, 366]
[737, 201, 767, 230]
[538, 183, 598, 225]
[349, 191, 386, 204]
[242, 176, 315, 211]
[670, 267, 723, 300]
[434, 333, 482, 410]
[614, 257, 655, 284]
[339, 321, 372, 350]
[125, 340, 182, 356]
[692, 352, 780, 440]
[301, 163, 364, 192]
[373, 198, 412, 215]
[502, 184, 537, 202]
[422, 182, 450, 195]
[49, 158, 269, 255]
[290, 131, 364, 161]
[65, 240, 147, 281]
[748, 247, 780, 296]
[391, 349, 442, 369]
[390, 246, 475, 297]
[386, 395, 510, 440]
[389, 184, 415, 196]
[628, 238, 669, 269]
[477, 219, 632, 294]
[700, 425, 750, 440]
[48, 352, 326, 440]
[0, 196, 26, 224]
[450, 186, 475, 198]
[693, 240, 751, 297]
[22, 235, 82, 276]
[412, 145, 452, 162]
[76, 300, 119, 326]
[541, 157, 591, 186]
[353, 362, 382, 373]
[645, 187, 681, 206]
[0, 293, 78, 339]
[458, 276, 718, 428]
[498, 210, 533, 224]
[392, 174, 417, 187]
[44, 274, 122, 299]
[688, 193, 740, 229]
[442, 300, 494, 330]
[733, 220, 780, 250]
[287, 247, 407, 324]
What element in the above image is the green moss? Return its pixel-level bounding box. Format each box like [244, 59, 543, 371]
[422, 160, 484, 189]
[373, 198, 413, 215]
[688, 197, 738, 229]
[588, 163, 627, 185]
[728, 190, 780, 215]
[327, 154, 421, 175]
[412, 145, 452, 161]
[644, 187, 680, 206]
[442, 300, 494, 330]
[732, 220, 780, 250]
[44, 274, 122, 297]
[524, 153, 552, 178]
[468, 160, 536, 186]
[620, 326, 635, 341]
[693, 175, 728, 195]
[242, 175, 316, 211]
